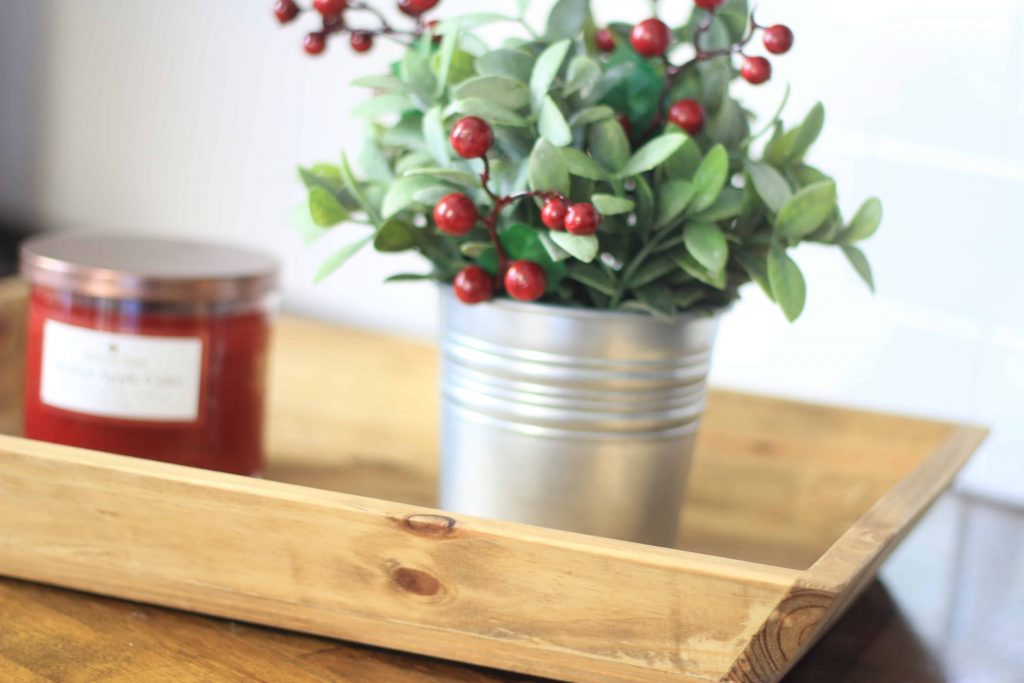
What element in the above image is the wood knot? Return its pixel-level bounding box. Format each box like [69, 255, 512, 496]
[391, 567, 442, 597]
[401, 513, 459, 538]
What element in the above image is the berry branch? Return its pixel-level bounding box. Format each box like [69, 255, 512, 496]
[599, 0, 794, 138]
[442, 117, 602, 304]
[275, 0, 440, 55]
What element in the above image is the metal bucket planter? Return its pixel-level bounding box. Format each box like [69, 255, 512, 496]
[439, 289, 723, 547]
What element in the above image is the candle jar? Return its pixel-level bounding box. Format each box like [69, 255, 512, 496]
[20, 235, 278, 475]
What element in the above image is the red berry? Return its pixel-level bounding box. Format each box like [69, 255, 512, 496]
[564, 203, 601, 236]
[596, 28, 616, 53]
[454, 267, 494, 304]
[668, 99, 705, 135]
[303, 32, 327, 56]
[450, 116, 494, 159]
[763, 25, 794, 54]
[350, 31, 373, 53]
[617, 114, 633, 139]
[274, 0, 300, 24]
[398, 0, 439, 17]
[694, 0, 725, 10]
[504, 261, 547, 302]
[434, 193, 478, 236]
[740, 56, 772, 84]
[630, 19, 671, 58]
[541, 198, 568, 230]
[313, 0, 346, 18]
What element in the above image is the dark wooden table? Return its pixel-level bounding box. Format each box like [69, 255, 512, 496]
[1, 489, 1020, 683]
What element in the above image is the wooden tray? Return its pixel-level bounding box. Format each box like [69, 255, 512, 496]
[0, 279, 986, 683]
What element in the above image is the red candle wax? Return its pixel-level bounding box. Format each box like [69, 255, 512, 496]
[20, 235, 278, 475]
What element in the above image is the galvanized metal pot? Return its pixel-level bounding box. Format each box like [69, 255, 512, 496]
[439, 288, 723, 547]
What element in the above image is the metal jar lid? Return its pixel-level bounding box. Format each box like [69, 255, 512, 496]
[20, 234, 279, 305]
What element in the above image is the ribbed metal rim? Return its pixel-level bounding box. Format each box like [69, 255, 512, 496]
[438, 283, 730, 323]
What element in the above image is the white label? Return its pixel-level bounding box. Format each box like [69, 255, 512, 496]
[40, 319, 204, 422]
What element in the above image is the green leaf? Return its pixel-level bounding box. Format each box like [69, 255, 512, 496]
[460, 241, 492, 258]
[340, 153, 382, 225]
[674, 284, 705, 310]
[690, 144, 729, 213]
[617, 133, 687, 178]
[746, 161, 792, 213]
[655, 180, 696, 229]
[628, 254, 679, 289]
[775, 180, 837, 240]
[314, 236, 372, 283]
[767, 245, 807, 321]
[450, 98, 528, 126]
[634, 176, 656, 229]
[569, 105, 616, 127]
[422, 106, 450, 166]
[382, 175, 447, 218]
[395, 151, 435, 175]
[351, 94, 415, 119]
[545, 0, 589, 41]
[357, 139, 392, 183]
[403, 167, 479, 186]
[561, 148, 612, 181]
[528, 138, 571, 197]
[400, 49, 437, 108]
[374, 219, 418, 252]
[564, 56, 602, 96]
[625, 285, 676, 322]
[385, 272, 434, 283]
[432, 48, 475, 87]
[530, 40, 572, 110]
[766, 103, 826, 165]
[671, 248, 727, 289]
[538, 96, 573, 147]
[690, 187, 743, 222]
[684, 222, 729, 273]
[475, 48, 534, 82]
[549, 232, 599, 262]
[566, 262, 617, 296]
[587, 117, 631, 172]
[841, 198, 883, 242]
[842, 244, 875, 292]
[454, 76, 531, 111]
[538, 231, 572, 262]
[706, 96, 750, 149]
[662, 136, 702, 179]
[735, 250, 774, 301]
[433, 19, 459, 96]
[308, 188, 348, 227]
[591, 194, 635, 216]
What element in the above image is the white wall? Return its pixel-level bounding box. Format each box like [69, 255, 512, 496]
[28, 0, 1024, 501]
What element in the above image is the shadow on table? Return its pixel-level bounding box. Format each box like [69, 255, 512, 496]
[785, 580, 946, 683]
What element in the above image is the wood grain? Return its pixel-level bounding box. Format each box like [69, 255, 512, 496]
[0, 433, 796, 683]
[0, 280, 987, 683]
[0, 279, 27, 437]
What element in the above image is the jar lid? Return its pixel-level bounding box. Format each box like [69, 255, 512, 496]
[20, 234, 279, 304]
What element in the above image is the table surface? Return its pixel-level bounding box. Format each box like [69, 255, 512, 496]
[2, 489, 1021, 683]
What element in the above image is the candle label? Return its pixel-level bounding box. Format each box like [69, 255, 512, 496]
[40, 319, 204, 422]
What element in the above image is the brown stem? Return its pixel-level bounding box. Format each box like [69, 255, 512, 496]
[645, 11, 761, 134]
[478, 158, 570, 275]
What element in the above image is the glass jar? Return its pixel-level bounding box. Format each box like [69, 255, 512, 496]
[20, 234, 279, 475]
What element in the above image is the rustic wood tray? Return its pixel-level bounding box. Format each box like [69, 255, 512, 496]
[0, 279, 986, 683]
